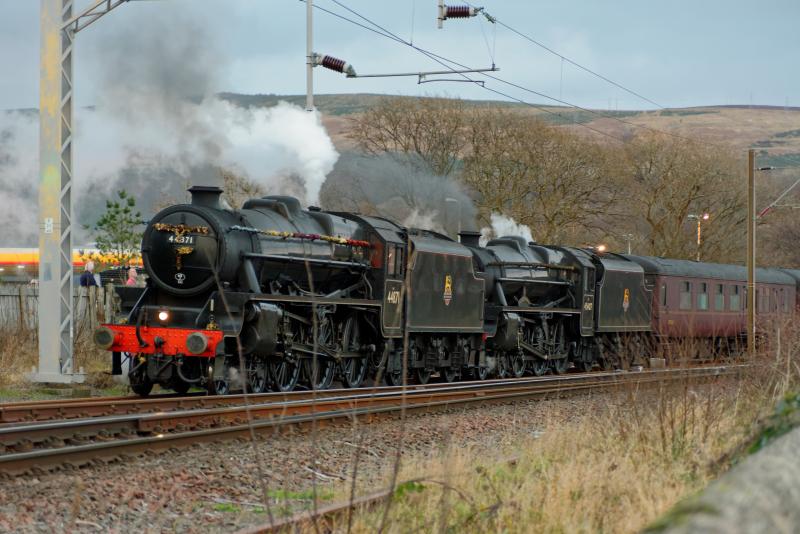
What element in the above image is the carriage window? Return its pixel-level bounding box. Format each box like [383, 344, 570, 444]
[784, 290, 791, 313]
[660, 283, 667, 307]
[386, 245, 397, 276]
[715, 284, 724, 311]
[679, 281, 692, 310]
[730, 286, 741, 311]
[697, 283, 709, 310]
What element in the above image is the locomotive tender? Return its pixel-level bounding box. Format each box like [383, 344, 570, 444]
[94, 186, 798, 395]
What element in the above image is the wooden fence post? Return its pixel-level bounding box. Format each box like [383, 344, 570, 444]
[18, 286, 25, 331]
[90, 286, 97, 327]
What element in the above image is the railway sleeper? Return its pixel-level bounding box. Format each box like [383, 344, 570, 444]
[42, 436, 66, 448]
[8, 439, 33, 453]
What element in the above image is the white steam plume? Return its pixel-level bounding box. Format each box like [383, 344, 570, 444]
[78, 98, 338, 208]
[480, 213, 535, 246]
[223, 101, 337, 207]
[402, 209, 442, 233]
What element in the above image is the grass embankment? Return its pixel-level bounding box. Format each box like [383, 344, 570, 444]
[322, 330, 800, 532]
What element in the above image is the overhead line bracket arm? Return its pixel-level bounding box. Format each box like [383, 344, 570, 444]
[62, 0, 130, 34]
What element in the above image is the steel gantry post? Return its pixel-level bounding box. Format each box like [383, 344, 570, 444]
[35, 0, 84, 383]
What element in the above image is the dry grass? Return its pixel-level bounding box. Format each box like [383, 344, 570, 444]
[317, 325, 800, 534]
[332, 388, 738, 533]
[0, 325, 112, 389]
[0, 327, 38, 387]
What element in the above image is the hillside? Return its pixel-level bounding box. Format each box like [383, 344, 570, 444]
[220, 93, 800, 166]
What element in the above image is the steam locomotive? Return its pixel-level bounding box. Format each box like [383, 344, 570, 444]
[94, 186, 799, 396]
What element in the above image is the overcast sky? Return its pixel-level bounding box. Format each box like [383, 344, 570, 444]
[1, 0, 799, 111]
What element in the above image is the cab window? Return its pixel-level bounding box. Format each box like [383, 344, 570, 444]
[394, 247, 405, 276]
[387, 245, 397, 276]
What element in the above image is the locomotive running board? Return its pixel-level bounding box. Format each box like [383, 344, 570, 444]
[501, 306, 580, 314]
[249, 294, 381, 307]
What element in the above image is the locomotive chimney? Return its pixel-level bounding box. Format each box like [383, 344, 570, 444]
[459, 230, 481, 248]
[188, 185, 223, 209]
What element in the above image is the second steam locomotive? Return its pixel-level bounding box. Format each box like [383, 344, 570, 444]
[94, 186, 799, 395]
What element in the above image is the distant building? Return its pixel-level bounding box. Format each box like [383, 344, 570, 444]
[0, 248, 142, 285]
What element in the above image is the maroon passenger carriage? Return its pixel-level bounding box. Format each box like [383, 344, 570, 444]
[623, 255, 796, 355]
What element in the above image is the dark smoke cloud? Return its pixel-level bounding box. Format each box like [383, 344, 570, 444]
[89, 7, 226, 164]
[321, 151, 478, 236]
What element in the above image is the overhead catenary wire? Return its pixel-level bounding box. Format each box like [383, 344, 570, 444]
[462, 0, 666, 110]
[317, 0, 624, 142]
[310, 0, 626, 142]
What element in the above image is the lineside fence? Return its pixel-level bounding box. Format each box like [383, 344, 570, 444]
[0, 284, 117, 332]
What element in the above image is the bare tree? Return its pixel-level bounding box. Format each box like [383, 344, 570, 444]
[221, 168, 266, 210]
[463, 109, 619, 244]
[348, 96, 467, 177]
[618, 133, 746, 263]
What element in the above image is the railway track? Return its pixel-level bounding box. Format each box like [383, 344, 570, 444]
[0, 372, 622, 424]
[0, 365, 738, 476]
